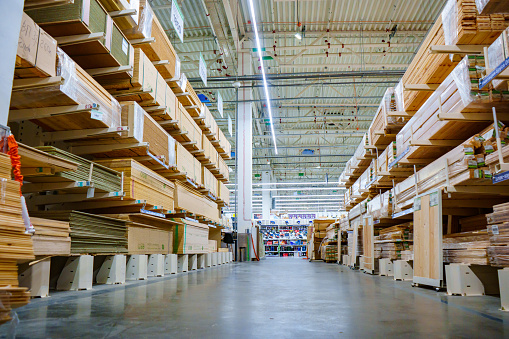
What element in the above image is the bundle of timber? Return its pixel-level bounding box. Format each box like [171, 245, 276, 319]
[26, 0, 133, 71]
[72, 101, 175, 166]
[122, 0, 179, 80]
[216, 126, 232, 159]
[367, 190, 393, 220]
[486, 202, 509, 266]
[374, 223, 413, 260]
[104, 214, 175, 254]
[202, 166, 218, 198]
[339, 217, 349, 231]
[18, 142, 78, 177]
[30, 146, 122, 192]
[459, 214, 489, 231]
[199, 105, 219, 140]
[443, 230, 490, 264]
[96, 0, 139, 30]
[173, 181, 219, 222]
[401, 0, 509, 112]
[323, 245, 338, 262]
[175, 142, 202, 185]
[313, 219, 335, 232]
[476, 0, 509, 15]
[171, 218, 209, 254]
[10, 48, 122, 131]
[30, 217, 71, 255]
[376, 141, 417, 181]
[95, 159, 175, 211]
[15, 12, 58, 79]
[171, 103, 203, 151]
[344, 168, 372, 209]
[202, 134, 219, 169]
[31, 211, 128, 253]
[340, 134, 374, 188]
[217, 155, 230, 182]
[485, 27, 509, 90]
[217, 181, 230, 206]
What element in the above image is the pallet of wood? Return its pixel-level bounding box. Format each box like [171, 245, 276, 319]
[31, 211, 128, 254]
[30, 217, 71, 255]
[10, 49, 122, 131]
[173, 181, 219, 223]
[171, 218, 209, 254]
[476, 0, 509, 15]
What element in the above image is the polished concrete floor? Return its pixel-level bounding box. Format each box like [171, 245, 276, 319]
[2, 258, 509, 338]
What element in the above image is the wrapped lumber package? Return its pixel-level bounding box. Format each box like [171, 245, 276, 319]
[202, 166, 218, 197]
[443, 230, 490, 264]
[476, 0, 509, 15]
[395, 55, 509, 165]
[217, 181, 230, 206]
[174, 181, 219, 222]
[203, 134, 219, 169]
[10, 49, 122, 131]
[171, 218, 209, 254]
[175, 103, 203, 150]
[105, 214, 174, 254]
[122, 0, 179, 80]
[15, 12, 58, 78]
[31, 211, 127, 253]
[486, 27, 509, 90]
[26, 0, 133, 70]
[30, 217, 71, 255]
[175, 142, 202, 185]
[217, 126, 232, 158]
[95, 159, 175, 211]
[367, 190, 393, 220]
[217, 155, 230, 182]
[30, 146, 122, 192]
[486, 202, 509, 266]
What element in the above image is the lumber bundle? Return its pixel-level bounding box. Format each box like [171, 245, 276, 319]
[0, 153, 11, 179]
[374, 223, 413, 259]
[216, 125, 232, 159]
[217, 181, 230, 206]
[375, 141, 417, 186]
[443, 230, 490, 264]
[367, 190, 393, 220]
[202, 166, 218, 198]
[199, 105, 219, 140]
[486, 202, 509, 266]
[104, 214, 175, 254]
[29, 146, 122, 192]
[339, 134, 374, 188]
[217, 155, 230, 182]
[96, 0, 139, 30]
[476, 0, 509, 15]
[175, 142, 202, 185]
[485, 27, 509, 90]
[122, 0, 179, 80]
[0, 285, 31, 325]
[71, 101, 175, 166]
[169, 77, 202, 115]
[18, 142, 78, 178]
[173, 181, 219, 222]
[171, 103, 203, 151]
[395, 55, 509, 165]
[313, 219, 335, 231]
[95, 159, 174, 211]
[31, 211, 128, 253]
[16, 12, 57, 79]
[171, 218, 209, 254]
[10, 49, 122, 131]
[30, 217, 71, 255]
[344, 167, 373, 210]
[202, 134, 219, 169]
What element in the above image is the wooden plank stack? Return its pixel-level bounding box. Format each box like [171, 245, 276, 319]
[171, 218, 209, 254]
[486, 202, 509, 266]
[374, 223, 413, 260]
[173, 181, 219, 223]
[31, 217, 71, 255]
[476, 0, 509, 15]
[443, 230, 490, 264]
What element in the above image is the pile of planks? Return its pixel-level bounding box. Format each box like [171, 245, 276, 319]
[476, 0, 509, 15]
[31, 211, 128, 254]
[459, 214, 489, 231]
[443, 230, 490, 264]
[374, 223, 413, 260]
[30, 217, 71, 255]
[486, 202, 509, 266]
[367, 190, 393, 220]
[171, 218, 209, 254]
[173, 181, 219, 222]
[18, 142, 78, 178]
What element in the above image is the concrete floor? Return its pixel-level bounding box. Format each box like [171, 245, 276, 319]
[2, 258, 509, 338]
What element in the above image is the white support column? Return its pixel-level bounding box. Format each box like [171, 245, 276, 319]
[211, 252, 218, 266]
[96, 255, 126, 285]
[164, 254, 178, 274]
[197, 254, 206, 269]
[126, 255, 148, 281]
[188, 254, 197, 271]
[19, 259, 51, 297]
[262, 171, 271, 220]
[147, 254, 165, 277]
[57, 256, 94, 291]
[0, 0, 24, 126]
[177, 255, 189, 273]
[205, 253, 212, 267]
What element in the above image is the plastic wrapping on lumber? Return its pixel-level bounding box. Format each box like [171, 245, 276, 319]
[367, 190, 393, 220]
[122, 0, 154, 40]
[442, 0, 460, 46]
[394, 81, 405, 112]
[487, 246, 509, 266]
[487, 29, 508, 89]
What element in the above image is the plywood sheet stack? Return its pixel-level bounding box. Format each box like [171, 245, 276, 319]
[174, 181, 219, 222]
[374, 223, 413, 260]
[31, 217, 71, 255]
[443, 230, 490, 264]
[174, 142, 202, 186]
[486, 202, 509, 266]
[171, 218, 209, 254]
[202, 166, 218, 198]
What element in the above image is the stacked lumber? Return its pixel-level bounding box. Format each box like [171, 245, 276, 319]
[175, 142, 202, 185]
[95, 159, 175, 211]
[169, 77, 202, 115]
[171, 218, 209, 254]
[172, 103, 203, 151]
[217, 181, 230, 206]
[323, 245, 338, 262]
[31, 211, 128, 253]
[367, 190, 393, 220]
[217, 155, 230, 182]
[339, 134, 374, 188]
[199, 105, 219, 141]
[459, 214, 489, 231]
[30, 217, 71, 255]
[96, 0, 139, 30]
[10, 49, 122, 131]
[374, 223, 413, 259]
[216, 126, 232, 159]
[476, 0, 509, 15]
[202, 166, 218, 198]
[30, 146, 122, 192]
[18, 142, 78, 177]
[105, 214, 175, 254]
[486, 202, 509, 266]
[202, 134, 219, 169]
[375, 142, 417, 186]
[443, 230, 490, 264]
[173, 181, 219, 222]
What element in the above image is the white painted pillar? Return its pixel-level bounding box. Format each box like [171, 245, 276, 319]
[0, 0, 24, 126]
[262, 171, 271, 220]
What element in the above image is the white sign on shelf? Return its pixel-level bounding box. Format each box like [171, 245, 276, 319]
[179, 73, 187, 92]
[217, 92, 223, 117]
[199, 52, 207, 86]
[228, 114, 232, 137]
[171, 0, 184, 43]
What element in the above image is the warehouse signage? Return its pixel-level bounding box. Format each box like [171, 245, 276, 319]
[199, 53, 207, 86]
[228, 114, 232, 136]
[493, 170, 509, 184]
[479, 56, 509, 90]
[171, 0, 184, 43]
[217, 92, 223, 117]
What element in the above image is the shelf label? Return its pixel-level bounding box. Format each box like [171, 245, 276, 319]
[228, 114, 232, 137]
[414, 197, 421, 211]
[171, 0, 184, 43]
[86, 187, 95, 199]
[217, 91, 223, 117]
[479, 56, 509, 90]
[90, 110, 103, 121]
[429, 192, 439, 207]
[493, 170, 509, 184]
[199, 52, 207, 86]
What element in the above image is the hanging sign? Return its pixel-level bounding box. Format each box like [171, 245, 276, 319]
[217, 92, 223, 117]
[171, 0, 184, 43]
[228, 114, 232, 137]
[199, 53, 207, 86]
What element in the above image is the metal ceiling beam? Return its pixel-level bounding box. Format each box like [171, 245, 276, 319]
[216, 115, 375, 122]
[225, 95, 382, 103]
[276, 63, 409, 69]
[197, 80, 398, 90]
[239, 42, 417, 53]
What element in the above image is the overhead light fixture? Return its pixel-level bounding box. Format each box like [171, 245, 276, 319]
[294, 32, 302, 40]
[247, 0, 278, 154]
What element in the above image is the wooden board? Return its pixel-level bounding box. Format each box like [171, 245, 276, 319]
[413, 191, 443, 287]
[173, 181, 219, 223]
[362, 216, 375, 273]
[171, 218, 210, 254]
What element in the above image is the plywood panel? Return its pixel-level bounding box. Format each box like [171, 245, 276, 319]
[362, 216, 374, 272]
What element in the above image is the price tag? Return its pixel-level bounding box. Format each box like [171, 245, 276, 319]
[171, 0, 184, 43]
[90, 110, 103, 121]
[217, 91, 223, 117]
[86, 187, 95, 199]
[199, 52, 207, 86]
[228, 114, 232, 137]
[414, 197, 421, 211]
[491, 225, 500, 235]
[430, 192, 439, 207]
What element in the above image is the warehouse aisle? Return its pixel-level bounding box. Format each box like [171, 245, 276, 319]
[3, 259, 508, 338]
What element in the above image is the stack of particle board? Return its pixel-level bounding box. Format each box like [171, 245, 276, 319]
[96, 0, 139, 30]
[30, 217, 71, 255]
[486, 202, 509, 266]
[216, 126, 231, 158]
[18, 142, 78, 178]
[169, 76, 202, 116]
[172, 102, 203, 151]
[31, 211, 128, 253]
[217, 155, 230, 182]
[171, 218, 209, 254]
[95, 159, 175, 211]
[443, 230, 490, 264]
[476, 0, 509, 15]
[174, 142, 202, 185]
[202, 134, 219, 169]
[173, 181, 219, 222]
[10, 49, 122, 131]
[104, 214, 175, 254]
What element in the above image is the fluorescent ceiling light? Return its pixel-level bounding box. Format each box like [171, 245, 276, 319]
[294, 32, 302, 40]
[247, 0, 278, 154]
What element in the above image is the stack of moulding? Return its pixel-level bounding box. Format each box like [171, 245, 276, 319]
[217, 181, 230, 206]
[10, 49, 122, 131]
[122, 0, 179, 80]
[400, 0, 509, 113]
[443, 230, 490, 265]
[367, 190, 393, 221]
[174, 142, 202, 186]
[15, 12, 58, 79]
[172, 218, 210, 254]
[71, 101, 174, 166]
[104, 214, 175, 254]
[26, 0, 134, 72]
[393, 129, 509, 213]
[30, 217, 71, 255]
[94, 158, 175, 211]
[173, 181, 219, 222]
[202, 166, 218, 198]
[475, 0, 509, 15]
[395, 55, 509, 167]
